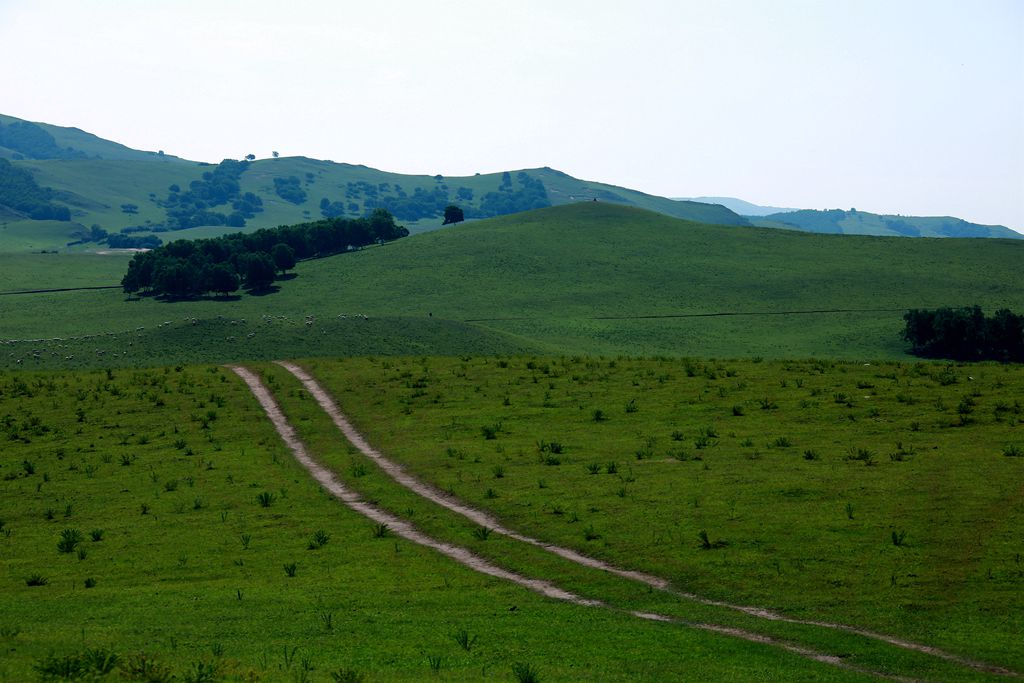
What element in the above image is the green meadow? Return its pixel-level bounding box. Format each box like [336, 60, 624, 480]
[261, 355, 1024, 676]
[1, 365, 885, 682]
[2, 203, 1023, 368]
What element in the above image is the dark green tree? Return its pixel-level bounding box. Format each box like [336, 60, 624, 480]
[243, 253, 276, 291]
[271, 243, 296, 274]
[442, 205, 465, 225]
[207, 264, 239, 297]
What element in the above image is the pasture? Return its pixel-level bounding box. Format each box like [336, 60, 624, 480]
[2, 203, 1023, 367]
[2, 364, 883, 681]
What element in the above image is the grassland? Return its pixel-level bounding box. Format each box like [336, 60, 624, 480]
[2, 203, 1022, 367]
[1, 365, 887, 681]
[257, 355, 1024, 678]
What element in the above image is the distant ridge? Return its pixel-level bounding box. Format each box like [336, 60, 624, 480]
[754, 208, 1023, 240]
[676, 196, 799, 216]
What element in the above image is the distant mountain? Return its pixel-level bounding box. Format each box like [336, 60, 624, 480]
[0, 113, 748, 252]
[753, 209, 1022, 240]
[676, 196, 800, 216]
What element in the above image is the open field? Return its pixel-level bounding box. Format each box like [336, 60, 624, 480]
[1, 364, 892, 681]
[2, 203, 1022, 366]
[255, 355, 1024, 677]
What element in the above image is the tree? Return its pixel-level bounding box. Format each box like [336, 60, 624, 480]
[272, 151, 280, 158]
[271, 243, 296, 274]
[245, 153, 255, 161]
[121, 203, 139, 215]
[243, 253, 276, 291]
[442, 204, 465, 225]
[207, 264, 239, 297]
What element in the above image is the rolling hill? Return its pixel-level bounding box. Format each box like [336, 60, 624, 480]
[0, 113, 745, 252]
[2, 202, 1022, 366]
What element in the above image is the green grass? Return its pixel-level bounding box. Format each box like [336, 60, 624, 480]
[1, 203, 1021, 364]
[0, 364, 875, 681]
[266, 355, 1024, 674]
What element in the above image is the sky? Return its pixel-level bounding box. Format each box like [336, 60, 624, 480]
[1, 0, 1022, 232]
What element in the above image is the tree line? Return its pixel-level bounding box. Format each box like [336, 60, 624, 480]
[903, 306, 1023, 362]
[121, 209, 408, 300]
[0, 158, 71, 221]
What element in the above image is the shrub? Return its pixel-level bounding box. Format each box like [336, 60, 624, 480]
[586, 463, 601, 474]
[57, 528, 84, 554]
[26, 574, 48, 586]
[308, 529, 330, 549]
[473, 526, 492, 541]
[892, 530, 907, 547]
[284, 562, 298, 577]
[372, 523, 389, 538]
[491, 465, 505, 479]
[1004, 444, 1024, 458]
[512, 662, 540, 683]
[731, 405, 745, 416]
[454, 628, 477, 652]
[257, 491, 276, 507]
[591, 409, 607, 422]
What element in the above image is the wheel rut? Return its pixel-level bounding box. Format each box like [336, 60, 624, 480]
[274, 360, 1020, 678]
[231, 363, 1016, 680]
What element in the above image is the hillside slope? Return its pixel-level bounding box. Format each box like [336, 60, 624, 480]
[0, 113, 746, 252]
[3, 203, 1022, 364]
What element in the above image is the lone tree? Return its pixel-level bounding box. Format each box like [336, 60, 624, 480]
[244, 153, 256, 161]
[442, 204, 464, 225]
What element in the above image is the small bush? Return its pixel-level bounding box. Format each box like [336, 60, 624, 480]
[731, 405, 745, 416]
[84, 577, 96, 588]
[57, 528, 84, 554]
[491, 465, 505, 479]
[372, 523, 390, 538]
[473, 526, 492, 541]
[308, 529, 330, 549]
[257, 491, 276, 507]
[605, 462, 618, 474]
[26, 574, 48, 586]
[591, 409, 607, 422]
[454, 628, 478, 652]
[512, 662, 540, 683]
[803, 449, 819, 461]
[772, 436, 793, 448]
[892, 530, 907, 547]
[586, 463, 601, 474]
[624, 398, 638, 413]
[284, 562, 297, 577]
[1004, 444, 1024, 458]
[481, 423, 501, 440]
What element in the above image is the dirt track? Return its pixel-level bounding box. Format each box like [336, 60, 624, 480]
[230, 363, 903, 679]
[271, 359, 1021, 679]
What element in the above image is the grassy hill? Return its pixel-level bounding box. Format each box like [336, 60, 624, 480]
[1, 203, 1022, 366]
[0, 113, 746, 252]
[754, 208, 1022, 240]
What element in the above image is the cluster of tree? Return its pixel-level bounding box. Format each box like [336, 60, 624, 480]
[0, 158, 71, 220]
[67, 224, 162, 250]
[121, 208, 408, 299]
[0, 121, 87, 160]
[106, 234, 162, 249]
[273, 176, 307, 204]
[161, 160, 263, 230]
[315, 173, 549, 223]
[474, 172, 551, 218]
[903, 307, 1024, 362]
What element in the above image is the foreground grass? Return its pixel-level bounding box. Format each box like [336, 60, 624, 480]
[0, 365, 867, 681]
[279, 355, 1024, 673]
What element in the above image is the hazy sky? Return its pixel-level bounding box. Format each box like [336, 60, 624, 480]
[2, 0, 1022, 231]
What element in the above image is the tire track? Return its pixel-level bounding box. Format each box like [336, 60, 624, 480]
[231, 364, 899, 680]
[276, 360, 1021, 679]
